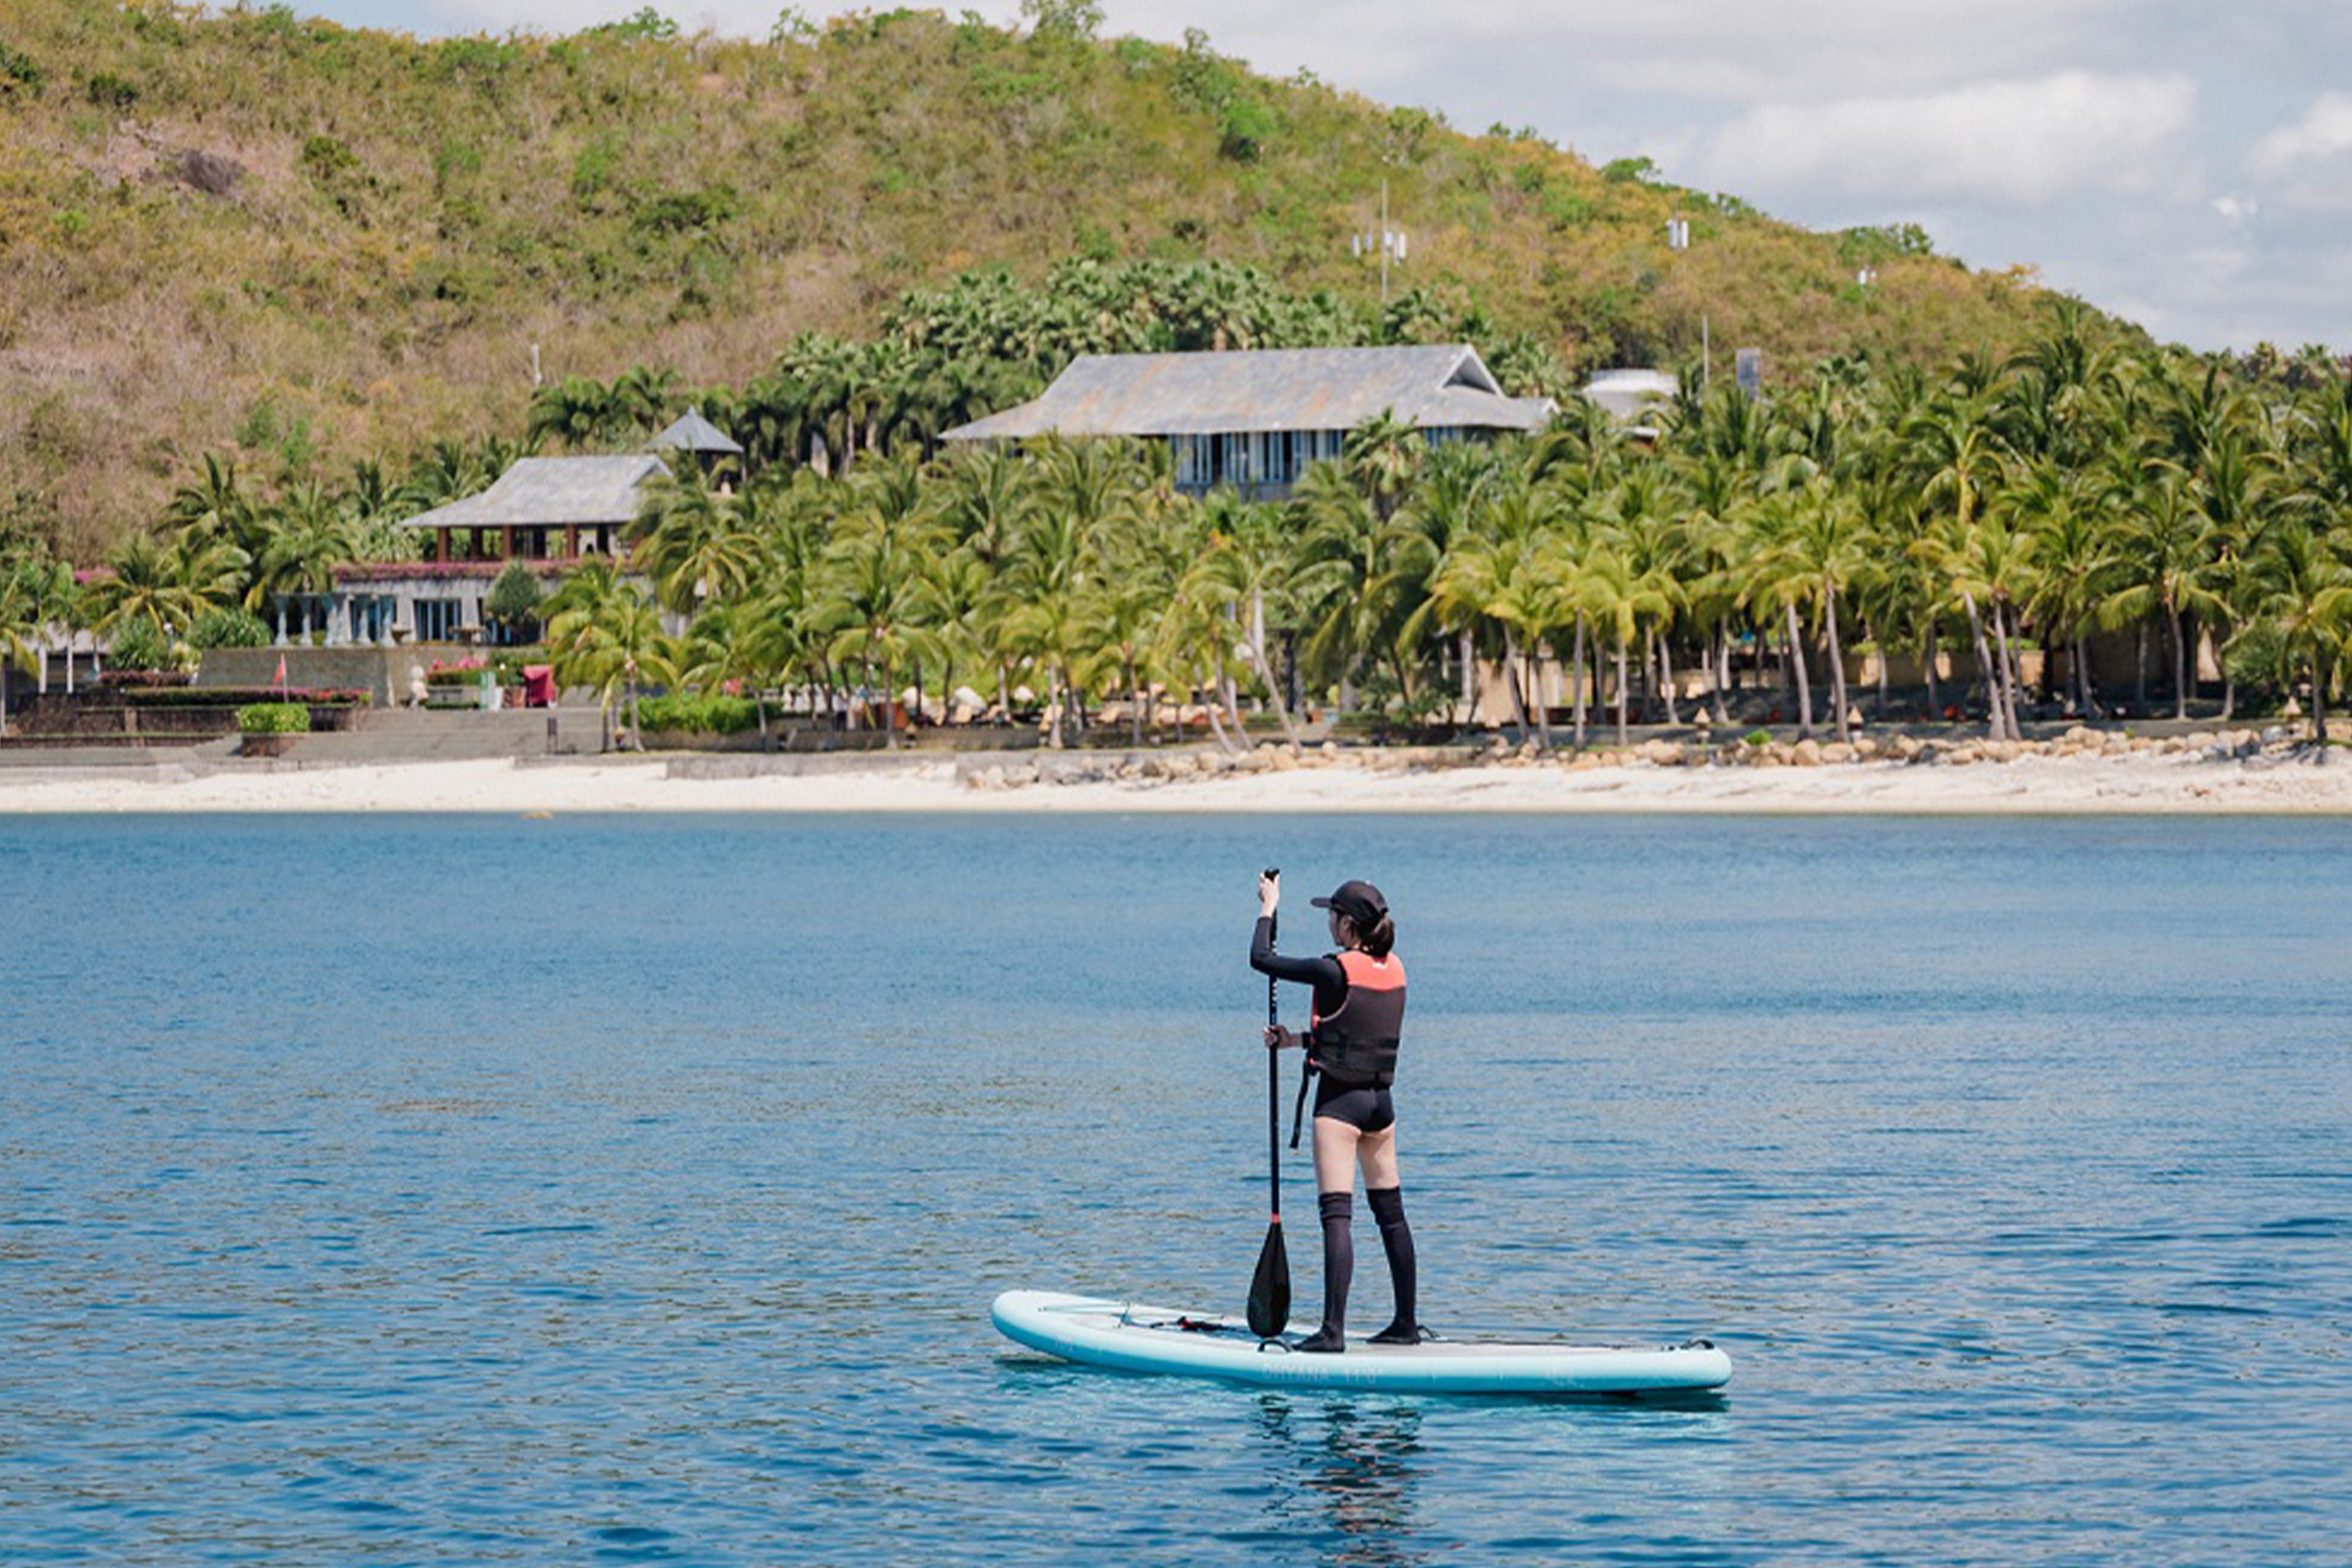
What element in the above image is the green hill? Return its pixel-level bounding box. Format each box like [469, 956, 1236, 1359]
[3, 0, 2078, 554]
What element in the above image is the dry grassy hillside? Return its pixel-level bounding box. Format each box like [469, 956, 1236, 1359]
[0, 0, 2072, 554]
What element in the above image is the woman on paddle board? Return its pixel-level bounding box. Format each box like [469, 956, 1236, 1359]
[1251, 870, 1424, 1353]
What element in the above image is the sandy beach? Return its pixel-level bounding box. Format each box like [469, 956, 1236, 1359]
[5, 734, 2351, 814]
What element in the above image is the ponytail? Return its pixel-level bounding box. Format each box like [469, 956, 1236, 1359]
[1351, 913, 1396, 959]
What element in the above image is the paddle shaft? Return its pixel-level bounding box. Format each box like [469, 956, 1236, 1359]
[1265, 896, 1280, 1219]
[1246, 868, 1293, 1340]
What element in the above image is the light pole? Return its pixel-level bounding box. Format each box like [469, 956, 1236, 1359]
[1352, 180, 1408, 305]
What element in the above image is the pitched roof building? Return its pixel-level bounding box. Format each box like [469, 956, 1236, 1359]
[400, 454, 668, 548]
[650, 407, 745, 472]
[943, 344, 1552, 499]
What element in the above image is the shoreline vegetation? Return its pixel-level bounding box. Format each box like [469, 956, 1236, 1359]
[6, 10, 2350, 778]
[14, 307, 2352, 768]
[6, 726, 2350, 814]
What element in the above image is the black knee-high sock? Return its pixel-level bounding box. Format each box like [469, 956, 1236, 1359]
[1366, 1186, 1415, 1329]
[1317, 1191, 1354, 1335]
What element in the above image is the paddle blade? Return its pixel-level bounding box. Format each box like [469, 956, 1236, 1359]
[1246, 1220, 1290, 1339]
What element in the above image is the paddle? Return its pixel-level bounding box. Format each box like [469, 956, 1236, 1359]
[1246, 868, 1292, 1340]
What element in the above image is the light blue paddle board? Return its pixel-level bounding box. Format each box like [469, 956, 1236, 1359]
[992, 1290, 1732, 1396]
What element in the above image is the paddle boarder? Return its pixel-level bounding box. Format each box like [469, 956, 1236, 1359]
[1251, 870, 1424, 1353]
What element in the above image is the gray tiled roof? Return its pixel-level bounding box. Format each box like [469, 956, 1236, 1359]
[401, 455, 668, 529]
[943, 345, 1553, 442]
[1582, 369, 1679, 422]
[650, 407, 744, 456]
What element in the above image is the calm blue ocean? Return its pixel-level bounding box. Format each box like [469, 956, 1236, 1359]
[4, 813, 2349, 1564]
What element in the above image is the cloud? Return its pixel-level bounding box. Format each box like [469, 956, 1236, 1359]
[1684, 71, 2198, 207]
[2247, 91, 2352, 211]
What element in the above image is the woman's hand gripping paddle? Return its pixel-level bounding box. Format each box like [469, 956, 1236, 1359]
[1246, 868, 1292, 1340]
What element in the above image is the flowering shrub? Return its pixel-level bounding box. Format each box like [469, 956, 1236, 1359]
[331, 561, 509, 581]
[425, 659, 488, 687]
[113, 685, 370, 707]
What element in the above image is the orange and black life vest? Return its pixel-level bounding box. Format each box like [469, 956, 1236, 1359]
[1309, 950, 1407, 1089]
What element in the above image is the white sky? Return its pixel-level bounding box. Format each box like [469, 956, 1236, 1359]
[307, 0, 2352, 353]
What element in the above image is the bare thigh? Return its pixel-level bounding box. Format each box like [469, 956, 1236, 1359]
[1312, 1116, 1358, 1194]
[1313, 1118, 1401, 1193]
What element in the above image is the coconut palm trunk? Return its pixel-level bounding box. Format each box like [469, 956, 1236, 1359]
[1499, 627, 1532, 742]
[1823, 589, 1850, 742]
[2170, 604, 2189, 720]
[1572, 615, 1589, 748]
[1204, 698, 1238, 754]
[1924, 624, 1942, 721]
[1993, 606, 2025, 739]
[1615, 635, 1631, 746]
[1964, 597, 2000, 739]
[1458, 629, 1478, 728]
[1866, 618, 1889, 719]
[2312, 643, 2330, 758]
[1655, 632, 1680, 726]
[1249, 590, 1304, 747]
[1784, 602, 1815, 740]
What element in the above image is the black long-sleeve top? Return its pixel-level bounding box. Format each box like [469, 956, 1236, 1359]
[1250, 915, 1348, 1026]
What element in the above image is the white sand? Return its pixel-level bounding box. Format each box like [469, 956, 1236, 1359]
[5, 747, 2352, 814]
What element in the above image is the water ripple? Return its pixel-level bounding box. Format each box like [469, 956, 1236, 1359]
[4, 814, 2351, 1563]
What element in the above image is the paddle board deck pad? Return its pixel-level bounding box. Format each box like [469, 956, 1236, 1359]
[992, 1291, 1732, 1396]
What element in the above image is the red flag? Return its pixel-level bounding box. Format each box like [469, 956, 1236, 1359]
[273, 654, 287, 695]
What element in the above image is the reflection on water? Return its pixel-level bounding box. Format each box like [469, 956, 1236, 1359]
[1255, 1397, 1427, 1566]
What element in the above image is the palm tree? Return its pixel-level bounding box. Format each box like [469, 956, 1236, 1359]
[1571, 539, 1675, 746]
[1780, 480, 1872, 741]
[543, 560, 676, 751]
[2010, 462, 2116, 717]
[632, 471, 765, 614]
[809, 486, 939, 746]
[87, 534, 221, 644]
[527, 375, 623, 450]
[679, 602, 787, 739]
[1341, 411, 1425, 523]
[910, 546, 996, 728]
[9, 556, 82, 695]
[610, 365, 685, 435]
[2243, 520, 2352, 754]
[1184, 490, 1307, 747]
[1740, 495, 1822, 740]
[249, 482, 363, 621]
[0, 562, 44, 736]
[1291, 462, 1404, 713]
[2100, 467, 2228, 720]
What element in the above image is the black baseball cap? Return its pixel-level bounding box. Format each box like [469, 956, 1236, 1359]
[1311, 880, 1388, 924]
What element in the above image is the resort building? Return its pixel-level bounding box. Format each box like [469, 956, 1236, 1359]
[1581, 368, 1679, 424]
[942, 345, 1554, 500]
[649, 406, 745, 479]
[308, 454, 668, 647]
[274, 407, 740, 649]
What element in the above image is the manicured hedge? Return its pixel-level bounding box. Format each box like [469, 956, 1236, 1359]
[236, 702, 313, 734]
[633, 693, 759, 734]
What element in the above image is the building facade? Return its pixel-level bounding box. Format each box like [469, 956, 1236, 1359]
[942, 345, 1553, 500]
